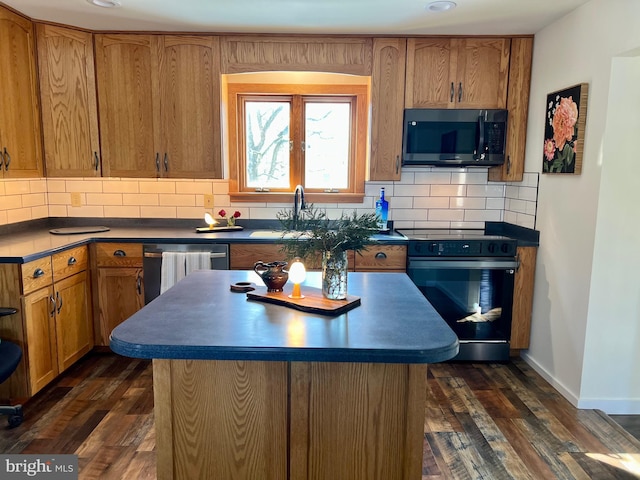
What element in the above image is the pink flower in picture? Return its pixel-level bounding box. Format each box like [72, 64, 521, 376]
[543, 139, 556, 161]
[552, 96, 578, 150]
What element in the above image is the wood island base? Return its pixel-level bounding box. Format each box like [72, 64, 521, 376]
[153, 359, 427, 480]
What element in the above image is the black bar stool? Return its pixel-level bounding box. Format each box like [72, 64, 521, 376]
[0, 307, 24, 428]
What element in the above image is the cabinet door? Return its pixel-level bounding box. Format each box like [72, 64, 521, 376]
[37, 24, 101, 177]
[370, 38, 405, 181]
[354, 245, 407, 272]
[158, 35, 222, 179]
[22, 286, 58, 395]
[489, 37, 533, 182]
[510, 246, 537, 350]
[96, 267, 144, 346]
[405, 38, 456, 108]
[95, 34, 159, 177]
[454, 38, 510, 109]
[0, 7, 43, 178]
[55, 271, 93, 372]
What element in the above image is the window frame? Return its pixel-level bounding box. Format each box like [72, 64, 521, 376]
[227, 83, 368, 203]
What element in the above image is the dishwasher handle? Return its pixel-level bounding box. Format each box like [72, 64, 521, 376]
[408, 258, 519, 270]
[144, 251, 227, 259]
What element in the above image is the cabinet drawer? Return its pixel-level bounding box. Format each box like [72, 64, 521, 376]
[21, 257, 53, 294]
[94, 243, 143, 267]
[230, 244, 288, 270]
[52, 245, 88, 282]
[355, 245, 407, 272]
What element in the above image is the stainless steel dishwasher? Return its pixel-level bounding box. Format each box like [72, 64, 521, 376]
[143, 243, 229, 304]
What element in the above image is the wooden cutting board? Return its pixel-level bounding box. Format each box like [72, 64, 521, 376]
[247, 287, 360, 316]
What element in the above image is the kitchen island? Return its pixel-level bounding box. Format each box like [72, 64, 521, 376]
[110, 270, 458, 480]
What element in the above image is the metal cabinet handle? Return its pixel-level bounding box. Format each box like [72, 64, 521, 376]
[136, 273, 143, 295]
[155, 153, 160, 172]
[374, 252, 388, 259]
[113, 249, 127, 257]
[163, 153, 168, 172]
[395, 155, 400, 174]
[49, 296, 56, 317]
[458, 82, 463, 103]
[33, 268, 45, 278]
[0, 149, 4, 170]
[507, 155, 512, 175]
[94, 151, 100, 171]
[3, 148, 10, 170]
[450, 82, 454, 103]
[68, 256, 77, 266]
[56, 291, 63, 314]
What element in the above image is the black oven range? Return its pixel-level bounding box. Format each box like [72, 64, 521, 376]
[398, 229, 519, 362]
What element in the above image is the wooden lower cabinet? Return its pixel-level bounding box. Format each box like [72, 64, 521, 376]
[22, 286, 58, 395]
[55, 271, 93, 372]
[154, 359, 425, 480]
[510, 246, 537, 351]
[95, 267, 144, 346]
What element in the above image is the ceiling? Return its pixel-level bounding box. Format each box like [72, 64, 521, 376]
[3, 0, 591, 35]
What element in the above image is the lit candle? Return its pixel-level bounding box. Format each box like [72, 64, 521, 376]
[204, 212, 218, 229]
[288, 259, 306, 299]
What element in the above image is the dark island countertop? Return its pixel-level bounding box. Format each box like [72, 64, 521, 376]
[109, 270, 459, 364]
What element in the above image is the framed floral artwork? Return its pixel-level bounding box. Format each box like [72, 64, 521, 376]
[543, 83, 589, 174]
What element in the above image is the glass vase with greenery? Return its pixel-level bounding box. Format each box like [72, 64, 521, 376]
[276, 206, 379, 299]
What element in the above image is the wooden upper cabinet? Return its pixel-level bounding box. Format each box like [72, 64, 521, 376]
[159, 36, 222, 179]
[405, 37, 510, 109]
[0, 7, 43, 178]
[220, 36, 372, 75]
[370, 38, 406, 181]
[95, 34, 222, 178]
[489, 37, 533, 182]
[95, 34, 159, 177]
[37, 24, 101, 177]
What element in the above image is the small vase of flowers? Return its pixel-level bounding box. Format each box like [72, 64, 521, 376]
[218, 209, 241, 227]
[277, 206, 378, 299]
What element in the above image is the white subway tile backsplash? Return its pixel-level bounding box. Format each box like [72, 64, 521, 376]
[413, 196, 449, 209]
[429, 209, 464, 222]
[449, 197, 486, 209]
[430, 184, 466, 197]
[1, 170, 539, 230]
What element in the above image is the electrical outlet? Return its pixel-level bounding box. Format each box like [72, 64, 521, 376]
[204, 194, 214, 209]
[70, 192, 82, 207]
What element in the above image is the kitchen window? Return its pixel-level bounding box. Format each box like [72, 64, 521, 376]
[227, 83, 368, 202]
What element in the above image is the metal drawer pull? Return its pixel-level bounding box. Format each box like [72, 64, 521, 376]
[155, 153, 160, 172]
[113, 250, 127, 257]
[94, 151, 100, 171]
[374, 252, 388, 259]
[56, 291, 63, 314]
[136, 273, 142, 294]
[68, 256, 77, 266]
[450, 82, 454, 103]
[163, 153, 169, 172]
[3, 148, 10, 170]
[33, 268, 45, 278]
[49, 296, 56, 316]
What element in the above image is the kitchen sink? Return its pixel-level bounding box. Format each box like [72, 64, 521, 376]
[248, 230, 309, 239]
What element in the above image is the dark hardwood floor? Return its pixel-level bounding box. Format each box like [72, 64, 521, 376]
[2, 352, 639, 479]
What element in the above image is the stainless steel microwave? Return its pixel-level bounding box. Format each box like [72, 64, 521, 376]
[402, 109, 508, 167]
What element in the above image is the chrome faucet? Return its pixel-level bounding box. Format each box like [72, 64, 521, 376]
[293, 184, 306, 229]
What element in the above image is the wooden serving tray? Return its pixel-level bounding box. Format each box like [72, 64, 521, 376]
[247, 287, 360, 316]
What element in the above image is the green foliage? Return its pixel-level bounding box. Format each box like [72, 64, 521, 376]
[276, 205, 379, 261]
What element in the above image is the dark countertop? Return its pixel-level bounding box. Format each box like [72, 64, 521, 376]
[109, 270, 459, 364]
[0, 220, 408, 263]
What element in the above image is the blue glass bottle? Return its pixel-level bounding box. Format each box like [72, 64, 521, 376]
[375, 188, 389, 231]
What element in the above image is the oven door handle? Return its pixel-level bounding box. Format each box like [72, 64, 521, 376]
[408, 258, 519, 270]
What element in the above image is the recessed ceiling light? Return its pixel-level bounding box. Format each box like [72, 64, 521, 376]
[87, 0, 122, 7]
[426, 1, 457, 12]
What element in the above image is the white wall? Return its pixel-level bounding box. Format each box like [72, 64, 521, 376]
[523, 0, 640, 413]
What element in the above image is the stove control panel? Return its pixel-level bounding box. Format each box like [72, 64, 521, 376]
[408, 239, 516, 257]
